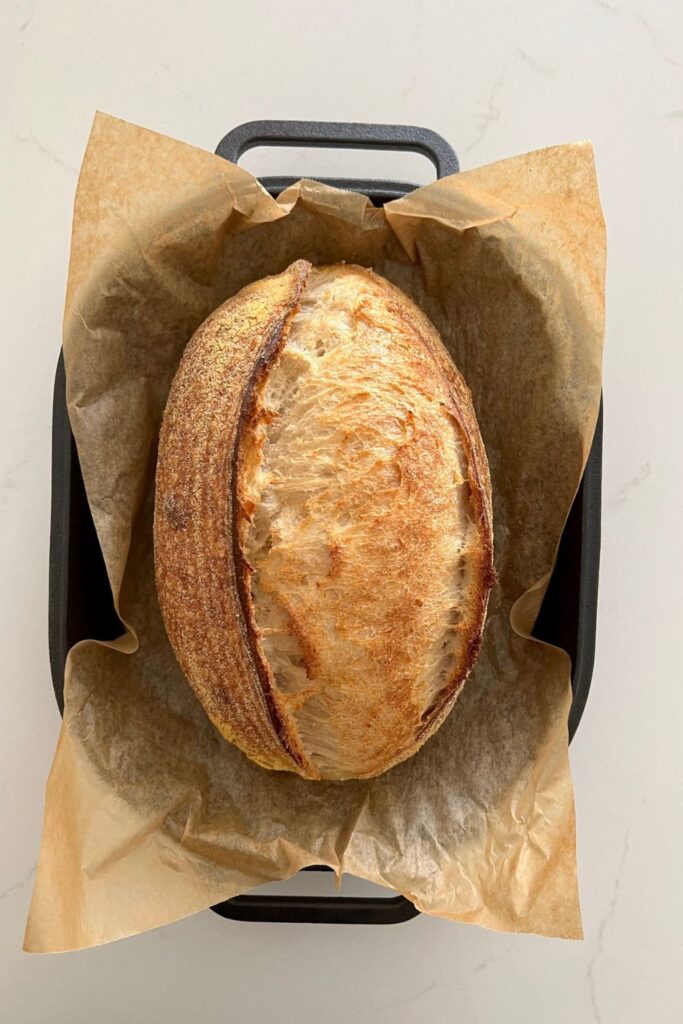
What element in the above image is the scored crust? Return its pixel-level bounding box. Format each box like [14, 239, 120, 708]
[154, 261, 312, 774]
[155, 261, 494, 780]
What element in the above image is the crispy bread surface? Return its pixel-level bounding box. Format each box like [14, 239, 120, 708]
[155, 261, 494, 780]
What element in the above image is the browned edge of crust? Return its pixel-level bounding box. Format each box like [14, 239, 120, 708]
[230, 260, 319, 778]
[154, 259, 315, 777]
[359, 270, 496, 765]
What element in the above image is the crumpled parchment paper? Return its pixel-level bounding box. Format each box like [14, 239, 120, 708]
[25, 113, 605, 951]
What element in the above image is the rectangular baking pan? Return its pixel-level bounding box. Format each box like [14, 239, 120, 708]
[49, 120, 602, 926]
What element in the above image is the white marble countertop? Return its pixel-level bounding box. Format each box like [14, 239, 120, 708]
[2, 1, 682, 1020]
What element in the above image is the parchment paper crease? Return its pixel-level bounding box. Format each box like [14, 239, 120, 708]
[25, 113, 605, 951]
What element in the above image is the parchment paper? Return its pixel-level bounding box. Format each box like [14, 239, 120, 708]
[25, 113, 605, 951]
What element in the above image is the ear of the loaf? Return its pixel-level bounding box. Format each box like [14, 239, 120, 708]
[154, 260, 318, 776]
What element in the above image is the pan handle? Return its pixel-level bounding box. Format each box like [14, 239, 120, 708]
[215, 119, 459, 179]
[211, 891, 420, 925]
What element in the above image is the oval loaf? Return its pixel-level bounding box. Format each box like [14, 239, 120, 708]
[154, 260, 495, 780]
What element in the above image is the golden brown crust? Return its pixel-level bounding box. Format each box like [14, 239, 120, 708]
[155, 261, 495, 781]
[349, 269, 496, 769]
[154, 261, 313, 774]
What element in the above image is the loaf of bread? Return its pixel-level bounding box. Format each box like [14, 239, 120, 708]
[154, 260, 494, 780]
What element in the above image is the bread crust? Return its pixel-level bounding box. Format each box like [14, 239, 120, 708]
[155, 261, 494, 780]
[154, 261, 312, 774]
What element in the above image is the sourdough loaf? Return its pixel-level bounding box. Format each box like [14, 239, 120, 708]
[154, 260, 494, 780]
